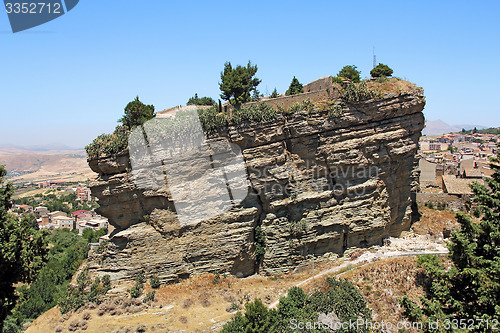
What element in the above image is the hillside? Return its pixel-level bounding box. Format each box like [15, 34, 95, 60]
[24, 203, 454, 333]
[0, 151, 95, 185]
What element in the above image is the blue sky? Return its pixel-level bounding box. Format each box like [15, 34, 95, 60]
[1, 0, 499, 148]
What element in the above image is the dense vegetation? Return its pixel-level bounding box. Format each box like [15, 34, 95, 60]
[0, 166, 47, 332]
[370, 63, 393, 78]
[187, 93, 215, 106]
[15, 190, 98, 214]
[85, 125, 129, 158]
[57, 266, 111, 314]
[3, 227, 107, 332]
[401, 149, 500, 331]
[285, 76, 303, 96]
[219, 61, 261, 106]
[222, 278, 371, 333]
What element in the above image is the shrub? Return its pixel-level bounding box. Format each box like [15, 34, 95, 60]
[197, 105, 228, 135]
[340, 82, 377, 103]
[85, 125, 129, 158]
[254, 226, 266, 260]
[129, 274, 144, 298]
[286, 102, 303, 114]
[182, 298, 194, 309]
[149, 275, 160, 289]
[102, 274, 111, 292]
[302, 98, 314, 112]
[129, 282, 143, 298]
[231, 102, 277, 125]
[68, 319, 80, 332]
[135, 272, 145, 284]
[328, 104, 343, 118]
[143, 291, 156, 304]
[376, 75, 389, 83]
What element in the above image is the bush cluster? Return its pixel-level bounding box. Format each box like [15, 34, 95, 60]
[128, 272, 145, 298]
[340, 82, 377, 103]
[143, 291, 156, 304]
[222, 278, 371, 333]
[197, 105, 229, 135]
[231, 102, 277, 126]
[85, 125, 129, 158]
[58, 268, 112, 314]
[150, 275, 160, 289]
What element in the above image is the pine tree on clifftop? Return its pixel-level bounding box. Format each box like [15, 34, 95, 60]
[285, 76, 303, 96]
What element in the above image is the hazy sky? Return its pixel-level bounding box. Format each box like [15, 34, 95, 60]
[1, 0, 499, 148]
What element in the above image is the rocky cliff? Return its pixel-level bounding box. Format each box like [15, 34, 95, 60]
[88, 83, 425, 282]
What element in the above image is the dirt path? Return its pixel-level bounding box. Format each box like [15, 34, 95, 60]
[268, 236, 448, 309]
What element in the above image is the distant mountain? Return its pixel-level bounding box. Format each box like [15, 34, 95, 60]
[422, 120, 487, 136]
[0, 144, 84, 155]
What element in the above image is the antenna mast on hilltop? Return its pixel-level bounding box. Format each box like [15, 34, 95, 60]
[372, 46, 377, 69]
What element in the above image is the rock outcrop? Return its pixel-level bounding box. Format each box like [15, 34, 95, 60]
[88, 84, 425, 282]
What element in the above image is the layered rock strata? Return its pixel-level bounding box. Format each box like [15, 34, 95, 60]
[88, 88, 425, 281]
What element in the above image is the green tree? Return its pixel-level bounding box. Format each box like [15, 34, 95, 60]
[187, 93, 215, 106]
[222, 299, 276, 333]
[285, 76, 304, 96]
[270, 88, 279, 98]
[119, 96, 155, 130]
[370, 63, 393, 78]
[219, 61, 261, 107]
[337, 65, 361, 83]
[401, 148, 500, 331]
[0, 165, 48, 331]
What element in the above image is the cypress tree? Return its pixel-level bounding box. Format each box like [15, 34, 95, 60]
[401, 148, 500, 331]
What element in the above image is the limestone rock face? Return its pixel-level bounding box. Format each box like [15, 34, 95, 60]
[88, 89, 425, 282]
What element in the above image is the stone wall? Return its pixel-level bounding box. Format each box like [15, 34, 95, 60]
[225, 77, 339, 114]
[88, 87, 426, 282]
